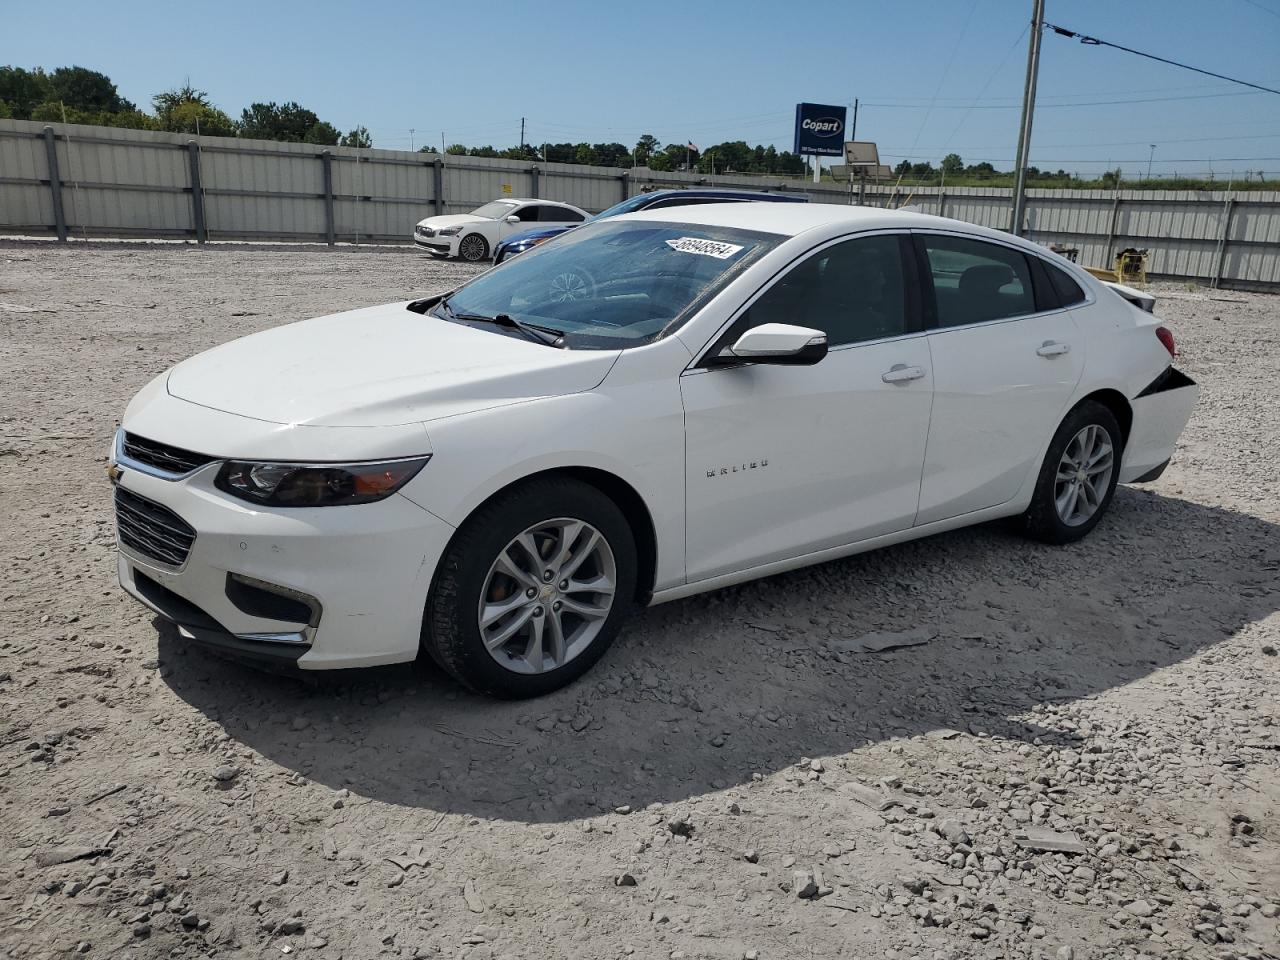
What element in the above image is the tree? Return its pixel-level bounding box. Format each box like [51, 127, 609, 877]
[0, 66, 50, 119]
[29, 101, 157, 130]
[445, 143, 468, 155]
[634, 133, 660, 166]
[941, 153, 964, 177]
[339, 126, 371, 148]
[574, 143, 597, 165]
[46, 66, 132, 113]
[152, 85, 234, 136]
[238, 101, 334, 143]
[303, 121, 340, 145]
[893, 159, 912, 177]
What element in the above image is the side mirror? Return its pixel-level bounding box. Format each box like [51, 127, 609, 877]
[710, 323, 828, 367]
[504, 214, 522, 223]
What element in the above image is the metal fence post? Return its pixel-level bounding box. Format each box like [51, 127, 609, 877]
[1105, 193, 1121, 265]
[619, 171, 630, 202]
[433, 159, 444, 215]
[186, 142, 207, 243]
[1212, 196, 1236, 289]
[530, 165, 540, 199]
[937, 190, 947, 219]
[320, 151, 335, 246]
[42, 126, 67, 242]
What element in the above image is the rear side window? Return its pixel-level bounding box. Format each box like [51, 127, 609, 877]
[646, 197, 736, 210]
[1044, 260, 1086, 306]
[543, 205, 583, 222]
[920, 235, 1035, 328]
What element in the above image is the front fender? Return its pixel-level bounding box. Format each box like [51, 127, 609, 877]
[397, 387, 687, 592]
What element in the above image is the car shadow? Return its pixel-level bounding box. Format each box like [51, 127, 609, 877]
[157, 487, 1279, 823]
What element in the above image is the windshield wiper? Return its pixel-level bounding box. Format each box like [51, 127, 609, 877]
[438, 298, 566, 348]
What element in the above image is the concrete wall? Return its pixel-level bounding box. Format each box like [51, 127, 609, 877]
[2, 118, 1277, 287]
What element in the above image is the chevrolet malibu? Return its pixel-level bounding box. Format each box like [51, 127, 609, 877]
[112, 204, 1198, 698]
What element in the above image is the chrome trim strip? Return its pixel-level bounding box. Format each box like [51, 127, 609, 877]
[113, 428, 214, 481]
[235, 630, 311, 645]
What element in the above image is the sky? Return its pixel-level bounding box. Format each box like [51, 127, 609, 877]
[7, 0, 1280, 178]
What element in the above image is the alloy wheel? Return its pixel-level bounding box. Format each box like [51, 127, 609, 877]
[549, 270, 592, 302]
[459, 234, 487, 261]
[477, 518, 616, 674]
[1054, 424, 1114, 526]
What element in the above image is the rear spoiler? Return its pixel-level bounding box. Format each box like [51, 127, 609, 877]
[1102, 280, 1155, 313]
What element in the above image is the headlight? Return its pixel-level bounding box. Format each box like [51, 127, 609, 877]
[215, 457, 430, 507]
[438, 225, 463, 236]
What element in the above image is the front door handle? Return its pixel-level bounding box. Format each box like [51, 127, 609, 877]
[881, 364, 926, 384]
[1036, 340, 1071, 358]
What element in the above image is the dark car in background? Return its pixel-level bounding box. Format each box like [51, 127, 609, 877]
[491, 188, 808, 264]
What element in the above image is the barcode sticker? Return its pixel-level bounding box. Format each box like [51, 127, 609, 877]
[664, 237, 745, 259]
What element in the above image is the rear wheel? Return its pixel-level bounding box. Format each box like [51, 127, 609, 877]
[1019, 400, 1122, 544]
[425, 477, 637, 698]
[458, 233, 489, 262]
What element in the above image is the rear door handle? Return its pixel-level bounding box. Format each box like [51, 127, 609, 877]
[881, 364, 926, 384]
[1036, 340, 1071, 358]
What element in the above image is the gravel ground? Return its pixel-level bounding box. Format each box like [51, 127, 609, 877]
[0, 243, 1277, 960]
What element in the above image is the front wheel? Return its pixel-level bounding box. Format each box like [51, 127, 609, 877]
[425, 477, 637, 698]
[458, 233, 490, 262]
[1019, 400, 1122, 544]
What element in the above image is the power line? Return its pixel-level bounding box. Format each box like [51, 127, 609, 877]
[1238, 0, 1280, 20]
[863, 90, 1264, 109]
[1044, 22, 1280, 96]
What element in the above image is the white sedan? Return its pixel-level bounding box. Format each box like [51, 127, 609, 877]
[112, 204, 1198, 697]
[413, 198, 587, 261]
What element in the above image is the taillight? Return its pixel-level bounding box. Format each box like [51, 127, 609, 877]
[1155, 326, 1176, 357]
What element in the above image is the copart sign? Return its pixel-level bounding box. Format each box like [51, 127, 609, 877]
[793, 102, 848, 157]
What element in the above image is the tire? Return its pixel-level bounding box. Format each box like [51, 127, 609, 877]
[424, 476, 637, 698]
[458, 233, 489, 262]
[1019, 399, 1123, 545]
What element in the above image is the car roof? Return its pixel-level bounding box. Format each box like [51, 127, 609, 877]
[620, 201, 1034, 247]
[504, 198, 577, 207]
[638, 188, 804, 202]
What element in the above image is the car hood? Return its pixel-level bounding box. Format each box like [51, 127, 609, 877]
[165, 302, 620, 428]
[417, 213, 488, 229]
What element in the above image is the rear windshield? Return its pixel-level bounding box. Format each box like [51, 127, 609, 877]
[437, 220, 782, 348]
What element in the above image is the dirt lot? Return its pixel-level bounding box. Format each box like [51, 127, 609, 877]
[0, 242, 1277, 960]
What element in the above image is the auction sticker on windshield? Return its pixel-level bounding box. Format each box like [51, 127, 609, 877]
[664, 237, 745, 259]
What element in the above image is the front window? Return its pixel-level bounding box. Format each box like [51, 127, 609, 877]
[435, 220, 781, 348]
[736, 234, 909, 347]
[471, 200, 519, 220]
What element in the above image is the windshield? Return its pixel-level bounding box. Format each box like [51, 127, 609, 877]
[471, 200, 519, 220]
[436, 220, 781, 348]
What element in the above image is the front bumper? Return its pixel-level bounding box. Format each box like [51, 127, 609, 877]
[113, 452, 455, 670]
[414, 234, 457, 256]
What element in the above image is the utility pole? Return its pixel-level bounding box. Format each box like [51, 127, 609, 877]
[1147, 144, 1156, 181]
[520, 117, 525, 152]
[1010, 0, 1044, 235]
[409, 128, 415, 151]
[851, 98, 858, 140]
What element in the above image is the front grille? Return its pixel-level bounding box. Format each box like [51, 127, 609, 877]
[115, 487, 196, 568]
[122, 432, 216, 476]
